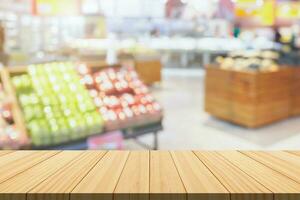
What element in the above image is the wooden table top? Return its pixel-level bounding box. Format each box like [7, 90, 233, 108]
[0, 151, 299, 200]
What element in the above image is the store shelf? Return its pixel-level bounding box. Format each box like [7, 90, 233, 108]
[0, 151, 299, 199]
[33, 121, 163, 150]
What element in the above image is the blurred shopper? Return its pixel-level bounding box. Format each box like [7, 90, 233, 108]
[273, 26, 282, 44]
[233, 23, 241, 38]
[290, 25, 299, 51]
[290, 31, 297, 51]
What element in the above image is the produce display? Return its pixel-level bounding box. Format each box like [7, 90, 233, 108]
[12, 62, 104, 147]
[215, 50, 280, 71]
[0, 84, 23, 149]
[78, 65, 163, 130]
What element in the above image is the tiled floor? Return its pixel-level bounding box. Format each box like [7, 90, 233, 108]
[126, 68, 300, 150]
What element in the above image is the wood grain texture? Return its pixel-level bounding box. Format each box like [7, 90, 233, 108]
[218, 151, 300, 200]
[0, 151, 81, 200]
[28, 151, 106, 200]
[194, 151, 272, 200]
[0, 151, 300, 200]
[71, 151, 130, 200]
[241, 151, 300, 184]
[287, 151, 300, 157]
[2, 68, 29, 145]
[134, 59, 162, 84]
[205, 66, 294, 128]
[0, 150, 12, 157]
[150, 151, 186, 200]
[0, 151, 59, 184]
[114, 151, 149, 200]
[171, 151, 229, 200]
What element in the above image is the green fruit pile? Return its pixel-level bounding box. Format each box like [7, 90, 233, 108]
[12, 62, 104, 146]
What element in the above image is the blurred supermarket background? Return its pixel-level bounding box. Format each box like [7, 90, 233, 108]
[1, 0, 300, 150]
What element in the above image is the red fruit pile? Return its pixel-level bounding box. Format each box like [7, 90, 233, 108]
[78, 65, 162, 130]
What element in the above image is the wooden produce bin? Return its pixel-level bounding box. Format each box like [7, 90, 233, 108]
[205, 65, 293, 128]
[205, 67, 233, 121]
[134, 55, 162, 85]
[291, 67, 300, 116]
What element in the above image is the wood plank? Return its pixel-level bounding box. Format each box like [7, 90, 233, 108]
[0, 151, 59, 184]
[0, 151, 13, 157]
[287, 151, 300, 157]
[71, 151, 130, 200]
[114, 151, 149, 200]
[0, 151, 82, 200]
[28, 151, 107, 200]
[150, 151, 186, 200]
[1, 150, 300, 200]
[170, 151, 229, 200]
[194, 151, 272, 200]
[241, 151, 300, 184]
[1, 69, 29, 146]
[218, 151, 300, 200]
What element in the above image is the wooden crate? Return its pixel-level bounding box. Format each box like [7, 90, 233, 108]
[291, 67, 300, 116]
[230, 70, 258, 95]
[205, 95, 233, 121]
[204, 66, 233, 121]
[205, 65, 293, 128]
[134, 58, 162, 85]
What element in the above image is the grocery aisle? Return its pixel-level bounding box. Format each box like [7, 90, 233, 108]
[126, 68, 300, 150]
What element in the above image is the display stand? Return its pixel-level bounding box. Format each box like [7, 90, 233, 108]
[134, 55, 162, 85]
[3, 63, 163, 150]
[205, 65, 293, 128]
[291, 67, 300, 116]
[33, 121, 163, 150]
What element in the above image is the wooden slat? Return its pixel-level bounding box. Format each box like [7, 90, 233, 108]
[0, 151, 12, 157]
[150, 151, 186, 200]
[114, 151, 149, 200]
[241, 151, 300, 184]
[1, 150, 300, 199]
[28, 151, 107, 200]
[194, 151, 272, 200]
[287, 151, 300, 157]
[1, 69, 29, 146]
[218, 151, 300, 200]
[71, 151, 129, 200]
[0, 151, 82, 200]
[0, 151, 59, 184]
[170, 151, 229, 200]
